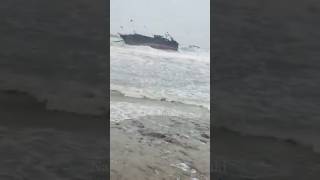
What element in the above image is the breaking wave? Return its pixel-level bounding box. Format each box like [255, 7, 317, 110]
[110, 36, 210, 110]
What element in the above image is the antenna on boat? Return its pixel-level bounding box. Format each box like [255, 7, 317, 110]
[129, 19, 136, 34]
[165, 32, 169, 39]
[165, 32, 174, 41]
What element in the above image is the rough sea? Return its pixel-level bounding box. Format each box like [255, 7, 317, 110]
[110, 34, 210, 122]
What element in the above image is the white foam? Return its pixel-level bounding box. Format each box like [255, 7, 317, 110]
[110, 43, 210, 109]
[110, 101, 204, 122]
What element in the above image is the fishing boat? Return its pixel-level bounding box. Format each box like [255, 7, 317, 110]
[119, 33, 179, 51]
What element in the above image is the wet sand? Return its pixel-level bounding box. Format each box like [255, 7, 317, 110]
[110, 92, 210, 180]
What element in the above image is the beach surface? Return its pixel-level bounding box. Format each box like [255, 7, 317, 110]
[110, 91, 210, 180]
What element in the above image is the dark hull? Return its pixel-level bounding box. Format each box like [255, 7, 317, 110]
[119, 34, 179, 51]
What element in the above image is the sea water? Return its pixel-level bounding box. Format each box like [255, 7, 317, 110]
[110, 34, 210, 122]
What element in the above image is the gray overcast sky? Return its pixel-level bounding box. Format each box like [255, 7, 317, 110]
[111, 0, 210, 49]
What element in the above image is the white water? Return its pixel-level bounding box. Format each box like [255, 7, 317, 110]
[110, 101, 207, 123]
[110, 35, 210, 111]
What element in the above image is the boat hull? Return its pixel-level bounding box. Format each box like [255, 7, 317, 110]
[119, 34, 179, 51]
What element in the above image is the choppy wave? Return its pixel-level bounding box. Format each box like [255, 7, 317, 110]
[0, 70, 106, 115]
[217, 124, 320, 154]
[110, 37, 210, 110]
